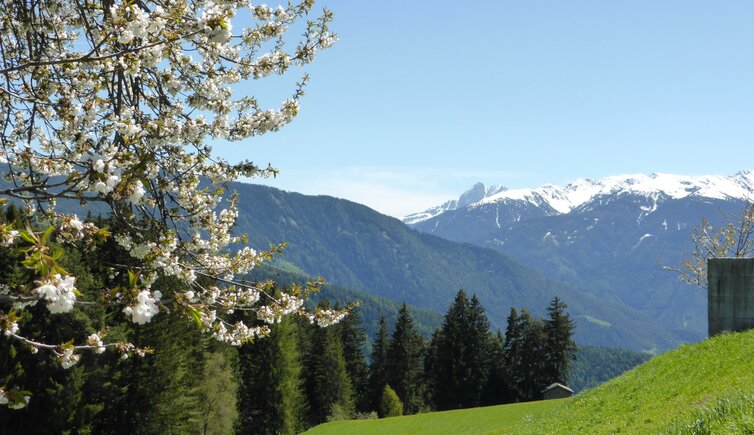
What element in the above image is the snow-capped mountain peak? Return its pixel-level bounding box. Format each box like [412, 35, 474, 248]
[404, 171, 754, 223]
[402, 182, 508, 225]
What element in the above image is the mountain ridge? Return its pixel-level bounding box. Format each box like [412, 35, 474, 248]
[227, 182, 676, 351]
[405, 170, 754, 224]
[404, 170, 754, 346]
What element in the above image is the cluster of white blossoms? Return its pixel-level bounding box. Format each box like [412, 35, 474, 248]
[3, 321, 19, 337]
[58, 214, 101, 244]
[110, 4, 166, 46]
[310, 307, 349, 328]
[86, 333, 106, 354]
[33, 275, 78, 314]
[123, 290, 162, 325]
[0, 388, 30, 410]
[211, 321, 270, 347]
[0, 0, 347, 409]
[205, 285, 261, 314]
[59, 347, 80, 369]
[256, 293, 305, 324]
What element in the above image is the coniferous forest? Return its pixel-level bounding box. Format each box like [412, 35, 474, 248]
[0, 206, 576, 434]
[0, 207, 650, 434]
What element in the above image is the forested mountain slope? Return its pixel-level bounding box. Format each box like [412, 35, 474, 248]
[231, 183, 675, 351]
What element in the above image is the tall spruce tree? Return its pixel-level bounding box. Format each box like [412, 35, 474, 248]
[366, 315, 390, 413]
[467, 295, 492, 405]
[129, 314, 208, 434]
[336, 307, 369, 413]
[275, 319, 307, 434]
[386, 303, 425, 414]
[518, 312, 548, 401]
[198, 348, 238, 435]
[543, 297, 577, 385]
[482, 330, 510, 406]
[503, 307, 521, 396]
[297, 319, 316, 427]
[308, 320, 354, 424]
[428, 290, 492, 410]
[504, 308, 548, 402]
[236, 318, 306, 435]
[427, 290, 468, 410]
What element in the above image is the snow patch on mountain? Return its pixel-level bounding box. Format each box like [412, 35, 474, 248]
[631, 233, 654, 250]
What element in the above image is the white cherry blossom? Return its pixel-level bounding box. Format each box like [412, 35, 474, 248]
[33, 275, 78, 314]
[0, 0, 348, 409]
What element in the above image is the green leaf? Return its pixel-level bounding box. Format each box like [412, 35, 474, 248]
[41, 225, 54, 243]
[95, 227, 111, 242]
[187, 306, 203, 328]
[21, 257, 39, 270]
[18, 229, 35, 244]
[60, 339, 75, 349]
[128, 270, 138, 288]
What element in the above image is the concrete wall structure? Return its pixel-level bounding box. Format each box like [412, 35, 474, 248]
[708, 258, 754, 337]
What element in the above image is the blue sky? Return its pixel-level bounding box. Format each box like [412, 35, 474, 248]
[218, 1, 754, 217]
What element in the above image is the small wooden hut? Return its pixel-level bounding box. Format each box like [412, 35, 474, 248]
[541, 383, 574, 400]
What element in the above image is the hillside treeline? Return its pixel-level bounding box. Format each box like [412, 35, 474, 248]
[226, 290, 579, 432]
[1, 207, 575, 433]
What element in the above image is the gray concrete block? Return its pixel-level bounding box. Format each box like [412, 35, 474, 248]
[708, 258, 754, 336]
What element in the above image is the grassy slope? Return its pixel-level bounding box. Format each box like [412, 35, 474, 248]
[304, 399, 566, 435]
[306, 330, 754, 434]
[522, 329, 754, 434]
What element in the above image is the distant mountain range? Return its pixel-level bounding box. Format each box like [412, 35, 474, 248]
[404, 171, 754, 344]
[406, 171, 754, 224]
[5, 172, 728, 351]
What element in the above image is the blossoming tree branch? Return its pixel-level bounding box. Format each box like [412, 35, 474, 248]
[0, 0, 346, 409]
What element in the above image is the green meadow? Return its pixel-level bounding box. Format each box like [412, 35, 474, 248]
[307, 329, 754, 434]
[304, 399, 565, 435]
